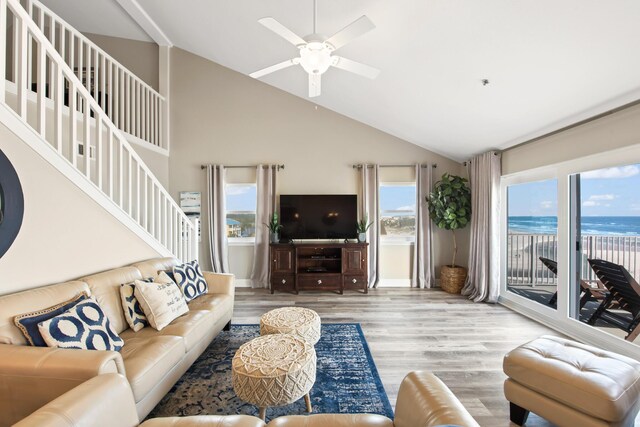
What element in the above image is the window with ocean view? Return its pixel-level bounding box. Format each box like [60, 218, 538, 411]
[380, 184, 416, 242]
[569, 164, 640, 344]
[506, 179, 558, 310]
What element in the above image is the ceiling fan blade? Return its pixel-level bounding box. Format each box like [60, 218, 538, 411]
[309, 73, 321, 98]
[325, 15, 375, 50]
[250, 59, 297, 79]
[258, 17, 307, 47]
[332, 56, 380, 79]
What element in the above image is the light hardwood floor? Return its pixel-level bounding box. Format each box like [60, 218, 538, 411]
[232, 287, 560, 427]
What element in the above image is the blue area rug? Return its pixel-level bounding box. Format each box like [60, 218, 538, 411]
[147, 323, 393, 422]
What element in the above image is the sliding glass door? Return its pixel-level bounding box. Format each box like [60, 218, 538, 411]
[569, 164, 640, 343]
[506, 179, 558, 310]
[501, 149, 640, 357]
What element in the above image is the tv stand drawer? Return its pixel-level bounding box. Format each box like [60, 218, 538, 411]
[270, 274, 295, 292]
[343, 275, 367, 289]
[297, 274, 341, 290]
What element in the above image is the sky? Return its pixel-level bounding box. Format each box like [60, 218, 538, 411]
[225, 184, 418, 215]
[508, 164, 640, 217]
[226, 184, 256, 211]
[380, 185, 416, 215]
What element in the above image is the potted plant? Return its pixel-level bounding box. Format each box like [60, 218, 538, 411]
[425, 173, 471, 294]
[265, 212, 283, 244]
[356, 214, 373, 242]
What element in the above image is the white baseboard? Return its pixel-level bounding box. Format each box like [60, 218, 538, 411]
[377, 279, 411, 288]
[234, 279, 254, 288]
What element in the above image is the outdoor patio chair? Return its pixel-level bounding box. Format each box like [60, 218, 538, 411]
[539, 257, 559, 305]
[587, 258, 640, 342]
[539, 257, 607, 308]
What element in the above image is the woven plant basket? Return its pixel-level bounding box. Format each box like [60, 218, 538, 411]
[440, 266, 467, 294]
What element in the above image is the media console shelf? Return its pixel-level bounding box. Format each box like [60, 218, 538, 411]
[269, 242, 368, 294]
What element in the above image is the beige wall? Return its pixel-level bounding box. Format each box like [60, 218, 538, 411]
[502, 103, 640, 175]
[129, 140, 170, 188]
[0, 122, 161, 295]
[167, 47, 468, 283]
[84, 33, 159, 91]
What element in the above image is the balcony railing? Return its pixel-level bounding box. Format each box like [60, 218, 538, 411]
[507, 234, 640, 285]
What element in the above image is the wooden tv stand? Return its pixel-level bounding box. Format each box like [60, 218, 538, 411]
[269, 242, 368, 294]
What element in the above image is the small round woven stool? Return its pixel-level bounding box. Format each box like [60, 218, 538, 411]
[260, 307, 321, 345]
[232, 334, 316, 420]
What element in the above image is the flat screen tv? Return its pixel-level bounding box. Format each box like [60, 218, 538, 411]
[280, 195, 357, 241]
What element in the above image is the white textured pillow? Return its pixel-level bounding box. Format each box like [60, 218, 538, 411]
[133, 271, 189, 330]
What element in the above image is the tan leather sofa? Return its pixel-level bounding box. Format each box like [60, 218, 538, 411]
[16, 371, 480, 427]
[0, 257, 234, 426]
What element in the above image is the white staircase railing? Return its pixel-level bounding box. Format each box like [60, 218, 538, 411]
[16, 0, 166, 150]
[0, 0, 196, 261]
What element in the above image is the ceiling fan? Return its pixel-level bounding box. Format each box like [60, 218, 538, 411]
[249, 0, 380, 98]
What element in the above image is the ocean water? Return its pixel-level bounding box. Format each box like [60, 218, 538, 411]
[508, 216, 640, 236]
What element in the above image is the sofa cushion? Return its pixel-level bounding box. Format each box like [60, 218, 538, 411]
[81, 267, 143, 334]
[120, 335, 185, 402]
[134, 272, 189, 331]
[188, 293, 233, 316]
[173, 260, 208, 302]
[130, 257, 180, 280]
[38, 298, 124, 351]
[0, 281, 91, 345]
[120, 310, 214, 352]
[14, 292, 89, 346]
[267, 415, 394, 427]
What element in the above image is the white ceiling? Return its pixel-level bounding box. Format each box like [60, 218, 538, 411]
[41, 0, 640, 161]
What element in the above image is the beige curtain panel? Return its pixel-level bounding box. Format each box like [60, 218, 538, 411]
[206, 165, 229, 273]
[250, 165, 277, 288]
[461, 151, 501, 303]
[412, 163, 435, 288]
[360, 164, 380, 287]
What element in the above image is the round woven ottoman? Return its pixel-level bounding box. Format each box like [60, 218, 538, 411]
[260, 307, 321, 345]
[232, 334, 316, 420]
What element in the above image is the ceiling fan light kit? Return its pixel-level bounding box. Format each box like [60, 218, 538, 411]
[249, 0, 379, 98]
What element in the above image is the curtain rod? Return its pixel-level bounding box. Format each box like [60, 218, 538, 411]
[200, 164, 285, 170]
[352, 163, 437, 169]
[462, 151, 500, 166]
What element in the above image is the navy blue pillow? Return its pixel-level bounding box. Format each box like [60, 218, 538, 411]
[14, 292, 89, 346]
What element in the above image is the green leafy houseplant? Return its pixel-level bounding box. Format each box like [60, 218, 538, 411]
[265, 212, 283, 233]
[356, 214, 373, 234]
[425, 173, 471, 267]
[265, 212, 283, 243]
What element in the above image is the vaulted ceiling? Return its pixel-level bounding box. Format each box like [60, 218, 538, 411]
[41, 0, 640, 161]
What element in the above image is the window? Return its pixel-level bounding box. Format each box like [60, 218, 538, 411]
[505, 179, 558, 310]
[379, 183, 416, 242]
[225, 184, 257, 242]
[569, 164, 640, 342]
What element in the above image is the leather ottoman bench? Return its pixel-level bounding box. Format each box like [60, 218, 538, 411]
[504, 335, 640, 427]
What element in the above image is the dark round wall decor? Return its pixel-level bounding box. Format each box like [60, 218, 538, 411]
[0, 148, 24, 258]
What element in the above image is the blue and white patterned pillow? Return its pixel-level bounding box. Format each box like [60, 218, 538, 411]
[14, 292, 89, 346]
[38, 298, 124, 351]
[120, 278, 153, 332]
[173, 260, 208, 302]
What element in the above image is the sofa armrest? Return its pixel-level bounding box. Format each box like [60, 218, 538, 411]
[203, 271, 235, 297]
[0, 344, 126, 425]
[13, 373, 138, 427]
[393, 371, 480, 427]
